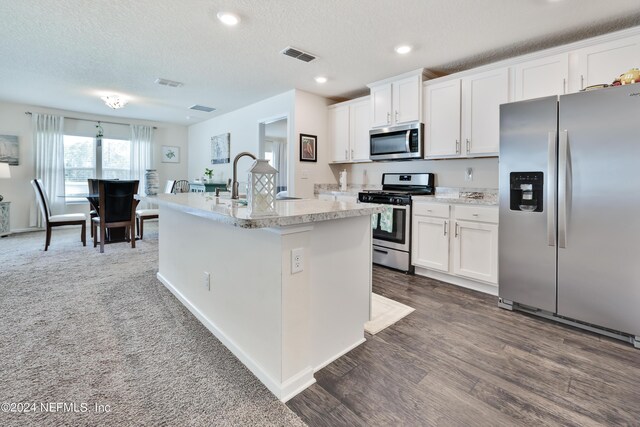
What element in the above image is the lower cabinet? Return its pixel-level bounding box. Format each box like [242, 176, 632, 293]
[412, 202, 498, 289]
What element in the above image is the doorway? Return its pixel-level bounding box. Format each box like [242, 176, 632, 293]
[258, 116, 288, 195]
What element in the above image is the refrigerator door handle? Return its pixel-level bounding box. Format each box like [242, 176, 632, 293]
[558, 130, 568, 248]
[547, 131, 557, 247]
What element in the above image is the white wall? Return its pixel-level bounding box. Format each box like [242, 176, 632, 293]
[188, 90, 295, 190]
[0, 100, 188, 231]
[293, 91, 333, 198]
[187, 89, 333, 199]
[335, 157, 499, 189]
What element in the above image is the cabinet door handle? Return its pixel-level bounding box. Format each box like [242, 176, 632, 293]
[443, 220, 448, 236]
[472, 213, 478, 217]
[455, 139, 460, 154]
[580, 75, 584, 90]
[562, 78, 567, 94]
[454, 222, 459, 237]
[351, 149, 354, 159]
[345, 149, 348, 160]
[387, 112, 391, 124]
[466, 139, 470, 154]
[395, 110, 399, 123]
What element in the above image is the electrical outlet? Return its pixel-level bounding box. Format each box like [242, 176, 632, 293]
[465, 167, 473, 182]
[203, 272, 210, 291]
[291, 248, 304, 274]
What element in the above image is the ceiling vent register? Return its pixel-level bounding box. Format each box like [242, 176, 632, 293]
[155, 78, 184, 88]
[189, 104, 216, 113]
[280, 46, 317, 63]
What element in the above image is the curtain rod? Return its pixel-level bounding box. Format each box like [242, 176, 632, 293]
[24, 112, 157, 129]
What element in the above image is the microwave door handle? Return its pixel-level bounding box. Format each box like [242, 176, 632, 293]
[405, 130, 411, 152]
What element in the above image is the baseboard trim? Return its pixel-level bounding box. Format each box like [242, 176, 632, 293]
[156, 272, 314, 401]
[279, 368, 316, 403]
[313, 337, 366, 373]
[414, 267, 498, 296]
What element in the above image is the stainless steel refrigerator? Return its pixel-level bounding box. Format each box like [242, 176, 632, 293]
[499, 84, 640, 348]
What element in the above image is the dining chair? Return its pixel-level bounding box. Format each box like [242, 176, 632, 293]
[92, 180, 139, 253]
[135, 180, 175, 239]
[174, 180, 190, 193]
[87, 178, 100, 238]
[31, 179, 87, 251]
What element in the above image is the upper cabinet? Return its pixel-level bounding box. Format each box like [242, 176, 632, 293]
[462, 68, 509, 156]
[575, 35, 640, 91]
[328, 97, 371, 163]
[369, 72, 422, 128]
[425, 79, 461, 157]
[513, 53, 569, 101]
[425, 67, 508, 158]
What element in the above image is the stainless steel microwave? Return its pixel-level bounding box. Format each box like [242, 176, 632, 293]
[369, 123, 423, 161]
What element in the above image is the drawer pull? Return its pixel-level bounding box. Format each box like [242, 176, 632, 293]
[374, 248, 389, 254]
[472, 213, 479, 217]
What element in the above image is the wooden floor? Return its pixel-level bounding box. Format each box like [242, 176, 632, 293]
[287, 265, 640, 426]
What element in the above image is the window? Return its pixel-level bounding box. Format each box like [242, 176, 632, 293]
[63, 135, 131, 202]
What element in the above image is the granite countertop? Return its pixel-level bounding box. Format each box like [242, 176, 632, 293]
[144, 193, 385, 229]
[315, 184, 498, 206]
[411, 195, 498, 206]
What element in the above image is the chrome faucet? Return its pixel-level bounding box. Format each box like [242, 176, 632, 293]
[231, 151, 257, 199]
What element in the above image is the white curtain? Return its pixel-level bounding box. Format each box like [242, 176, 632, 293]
[130, 125, 153, 194]
[31, 113, 65, 227]
[271, 139, 288, 192]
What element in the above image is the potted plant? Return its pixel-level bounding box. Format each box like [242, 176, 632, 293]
[204, 168, 214, 183]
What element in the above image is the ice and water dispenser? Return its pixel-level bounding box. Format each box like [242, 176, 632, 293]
[510, 172, 543, 212]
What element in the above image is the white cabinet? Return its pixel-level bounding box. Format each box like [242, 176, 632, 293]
[329, 97, 370, 163]
[412, 202, 498, 287]
[462, 68, 509, 156]
[575, 35, 640, 90]
[349, 100, 370, 162]
[425, 79, 461, 157]
[370, 74, 422, 128]
[412, 202, 451, 273]
[425, 68, 508, 158]
[451, 205, 499, 284]
[513, 53, 569, 101]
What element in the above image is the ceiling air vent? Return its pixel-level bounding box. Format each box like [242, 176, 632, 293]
[280, 46, 317, 63]
[155, 78, 184, 88]
[189, 104, 216, 113]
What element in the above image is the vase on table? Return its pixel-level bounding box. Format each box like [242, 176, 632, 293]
[145, 169, 159, 195]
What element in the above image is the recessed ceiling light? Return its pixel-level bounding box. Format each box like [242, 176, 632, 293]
[395, 45, 412, 55]
[315, 76, 328, 84]
[217, 11, 240, 26]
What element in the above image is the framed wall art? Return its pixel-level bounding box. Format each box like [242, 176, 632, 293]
[299, 133, 317, 162]
[161, 145, 180, 163]
[211, 133, 230, 164]
[0, 135, 19, 165]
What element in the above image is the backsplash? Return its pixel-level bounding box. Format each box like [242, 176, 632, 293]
[314, 184, 498, 204]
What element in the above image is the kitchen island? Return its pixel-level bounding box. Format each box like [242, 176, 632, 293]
[148, 192, 383, 402]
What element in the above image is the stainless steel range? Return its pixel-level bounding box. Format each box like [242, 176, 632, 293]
[358, 173, 434, 273]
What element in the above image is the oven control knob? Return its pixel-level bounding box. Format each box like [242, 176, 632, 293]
[394, 198, 403, 205]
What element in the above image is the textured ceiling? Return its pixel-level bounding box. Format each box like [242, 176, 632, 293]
[1, 0, 639, 125]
